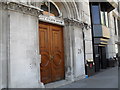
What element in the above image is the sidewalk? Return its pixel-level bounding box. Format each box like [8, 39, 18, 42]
[58, 67, 118, 88]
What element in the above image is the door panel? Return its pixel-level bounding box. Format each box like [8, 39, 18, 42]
[100, 47, 107, 69]
[39, 23, 52, 84]
[50, 25, 65, 81]
[94, 46, 100, 72]
[39, 22, 64, 84]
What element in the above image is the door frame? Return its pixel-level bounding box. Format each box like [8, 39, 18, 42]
[38, 21, 66, 84]
[38, 15, 77, 86]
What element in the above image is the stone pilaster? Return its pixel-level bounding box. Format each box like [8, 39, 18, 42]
[63, 18, 87, 81]
[0, 2, 44, 88]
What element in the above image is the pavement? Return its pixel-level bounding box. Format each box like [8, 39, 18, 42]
[58, 66, 118, 88]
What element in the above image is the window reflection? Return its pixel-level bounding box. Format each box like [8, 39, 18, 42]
[91, 5, 100, 24]
[100, 5, 109, 27]
[91, 3, 109, 27]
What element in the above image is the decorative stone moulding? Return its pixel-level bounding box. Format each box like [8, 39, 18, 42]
[64, 18, 84, 27]
[0, 2, 43, 16]
[64, 18, 91, 30]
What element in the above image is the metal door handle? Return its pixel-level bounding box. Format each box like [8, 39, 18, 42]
[50, 55, 54, 60]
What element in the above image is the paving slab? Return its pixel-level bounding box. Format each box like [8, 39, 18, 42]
[58, 67, 118, 88]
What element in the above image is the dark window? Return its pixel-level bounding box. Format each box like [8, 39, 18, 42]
[41, 2, 59, 17]
[117, 19, 120, 35]
[41, 2, 49, 12]
[108, 15, 110, 27]
[91, 5, 100, 24]
[114, 17, 117, 35]
[117, 2, 120, 13]
[50, 2, 59, 16]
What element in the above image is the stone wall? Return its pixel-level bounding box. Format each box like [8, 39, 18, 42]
[0, 1, 93, 88]
[8, 11, 43, 88]
[107, 12, 114, 58]
[0, 2, 43, 88]
[106, 9, 119, 59]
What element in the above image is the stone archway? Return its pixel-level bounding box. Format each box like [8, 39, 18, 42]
[28, 0, 85, 87]
[37, 1, 83, 85]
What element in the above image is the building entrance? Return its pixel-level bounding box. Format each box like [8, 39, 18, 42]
[39, 22, 65, 84]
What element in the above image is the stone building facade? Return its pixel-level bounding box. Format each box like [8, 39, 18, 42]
[107, 3, 119, 59]
[0, 0, 119, 89]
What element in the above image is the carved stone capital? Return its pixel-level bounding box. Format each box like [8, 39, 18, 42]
[64, 18, 84, 28]
[64, 18, 91, 30]
[0, 2, 42, 16]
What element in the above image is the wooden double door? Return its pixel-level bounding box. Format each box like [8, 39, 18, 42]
[39, 22, 65, 84]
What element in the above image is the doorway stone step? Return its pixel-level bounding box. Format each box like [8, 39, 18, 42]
[45, 80, 72, 88]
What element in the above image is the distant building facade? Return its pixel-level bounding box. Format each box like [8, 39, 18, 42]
[90, 1, 119, 72]
[0, 0, 119, 89]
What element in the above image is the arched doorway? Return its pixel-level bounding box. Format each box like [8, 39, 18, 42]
[39, 22, 65, 84]
[39, 1, 65, 84]
[37, 0, 83, 85]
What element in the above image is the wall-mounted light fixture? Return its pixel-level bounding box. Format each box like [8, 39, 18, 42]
[83, 22, 91, 30]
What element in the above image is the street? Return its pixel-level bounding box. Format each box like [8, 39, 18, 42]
[58, 67, 118, 88]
